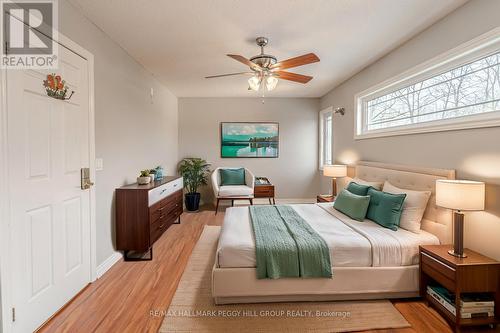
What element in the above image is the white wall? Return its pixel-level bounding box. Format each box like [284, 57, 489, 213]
[320, 0, 500, 260]
[59, 1, 178, 265]
[178, 98, 320, 202]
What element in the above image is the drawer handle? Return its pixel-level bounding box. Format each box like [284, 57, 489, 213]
[159, 224, 165, 229]
[173, 184, 177, 187]
[158, 207, 165, 211]
[160, 189, 167, 194]
[422, 252, 456, 271]
[159, 215, 165, 220]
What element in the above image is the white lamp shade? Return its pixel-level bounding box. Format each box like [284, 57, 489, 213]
[323, 164, 347, 178]
[436, 179, 485, 211]
[248, 76, 260, 91]
[266, 76, 278, 91]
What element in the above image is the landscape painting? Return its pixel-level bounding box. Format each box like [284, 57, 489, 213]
[221, 122, 279, 158]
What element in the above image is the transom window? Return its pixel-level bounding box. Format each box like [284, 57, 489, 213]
[356, 29, 500, 138]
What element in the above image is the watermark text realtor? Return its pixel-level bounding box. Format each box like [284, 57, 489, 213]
[1, 0, 58, 69]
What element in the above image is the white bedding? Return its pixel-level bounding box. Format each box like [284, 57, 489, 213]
[216, 203, 439, 269]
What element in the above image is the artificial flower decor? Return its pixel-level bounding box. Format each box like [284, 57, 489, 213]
[43, 73, 74, 100]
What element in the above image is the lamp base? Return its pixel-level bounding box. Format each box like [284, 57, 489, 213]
[449, 211, 466, 259]
[448, 249, 467, 258]
[331, 177, 337, 197]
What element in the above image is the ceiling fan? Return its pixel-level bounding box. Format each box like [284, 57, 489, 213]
[205, 37, 320, 92]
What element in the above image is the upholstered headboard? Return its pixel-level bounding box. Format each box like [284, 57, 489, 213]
[352, 161, 456, 244]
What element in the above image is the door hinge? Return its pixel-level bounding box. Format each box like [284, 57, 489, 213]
[12, 307, 15, 322]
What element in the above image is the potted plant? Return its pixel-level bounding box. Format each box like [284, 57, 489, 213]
[148, 168, 157, 182]
[177, 158, 211, 211]
[137, 170, 152, 185]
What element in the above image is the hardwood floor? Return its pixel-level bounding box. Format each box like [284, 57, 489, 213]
[38, 206, 499, 333]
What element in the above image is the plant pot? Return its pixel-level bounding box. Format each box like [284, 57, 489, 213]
[185, 192, 201, 211]
[137, 176, 151, 185]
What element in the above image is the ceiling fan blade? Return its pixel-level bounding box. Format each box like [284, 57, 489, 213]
[275, 71, 313, 84]
[271, 53, 320, 70]
[227, 54, 262, 70]
[205, 72, 252, 79]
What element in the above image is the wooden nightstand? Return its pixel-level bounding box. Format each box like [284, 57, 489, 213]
[254, 177, 275, 205]
[419, 245, 500, 332]
[316, 195, 334, 203]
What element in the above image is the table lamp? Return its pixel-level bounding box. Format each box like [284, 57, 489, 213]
[323, 165, 347, 197]
[436, 179, 485, 258]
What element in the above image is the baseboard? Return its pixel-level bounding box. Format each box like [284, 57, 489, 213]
[96, 252, 122, 278]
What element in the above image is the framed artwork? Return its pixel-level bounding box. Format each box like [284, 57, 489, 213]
[220, 122, 279, 158]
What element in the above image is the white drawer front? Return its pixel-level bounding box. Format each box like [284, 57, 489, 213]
[148, 177, 183, 206]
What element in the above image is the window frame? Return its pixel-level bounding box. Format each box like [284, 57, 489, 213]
[355, 27, 500, 140]
[319, 107, 333, 170]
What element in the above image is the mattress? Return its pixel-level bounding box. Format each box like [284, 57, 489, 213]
[216, 203, 439, 269]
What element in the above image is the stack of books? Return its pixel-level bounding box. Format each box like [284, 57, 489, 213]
[255, 177, 271, 185]
[427, 285, 495, 319]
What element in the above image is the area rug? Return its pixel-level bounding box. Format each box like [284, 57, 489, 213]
[159, 226, 411, 332]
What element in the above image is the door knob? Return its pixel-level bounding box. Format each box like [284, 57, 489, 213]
[81, 168, 95, 190]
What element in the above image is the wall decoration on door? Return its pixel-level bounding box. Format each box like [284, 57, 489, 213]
[221, 122, 279, 158]
[43, 73, 74, 100]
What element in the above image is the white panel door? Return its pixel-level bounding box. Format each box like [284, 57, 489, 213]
[7, 44, 91, 332]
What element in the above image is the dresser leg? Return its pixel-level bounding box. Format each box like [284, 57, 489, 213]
[215, 199, 220, 215]
[173, 216, 181, 224]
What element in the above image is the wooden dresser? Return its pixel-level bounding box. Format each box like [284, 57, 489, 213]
[116, 176, 183, 260]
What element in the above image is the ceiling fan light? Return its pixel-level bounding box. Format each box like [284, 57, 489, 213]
[266, 76, 278, 91]
[248, 76, 260, 91]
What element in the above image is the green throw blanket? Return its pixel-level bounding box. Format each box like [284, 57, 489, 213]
[249, 205, 332, 279]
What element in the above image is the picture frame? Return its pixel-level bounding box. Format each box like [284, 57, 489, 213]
[220, 122, 279, 158]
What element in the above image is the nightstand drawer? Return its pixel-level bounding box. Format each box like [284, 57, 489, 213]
[421, 252, 456, 290]
[254, 186, 274, 197]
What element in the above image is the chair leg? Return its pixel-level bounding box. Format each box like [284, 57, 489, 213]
[215, 198, 220, 215]
[231, 200, 234, 207]
[250, 198, 253, 205]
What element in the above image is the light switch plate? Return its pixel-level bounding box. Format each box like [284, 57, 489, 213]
[95, 158, 104, 171]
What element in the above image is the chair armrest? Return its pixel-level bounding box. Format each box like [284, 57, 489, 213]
[245, 169, 255, 190]
[211, 170, 220, 197]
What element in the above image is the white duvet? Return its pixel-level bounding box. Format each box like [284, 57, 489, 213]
[216, 203, 439, 268]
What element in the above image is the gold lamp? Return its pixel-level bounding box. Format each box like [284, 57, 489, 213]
[323, 165, 347, 197]
[436, 179, 485, 258]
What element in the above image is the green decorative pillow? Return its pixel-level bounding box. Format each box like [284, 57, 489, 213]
[346, 182, 372, 196]
[220, 168, 246, 185]
[366, 188, 406, 231]
[333, 189, 371, 222]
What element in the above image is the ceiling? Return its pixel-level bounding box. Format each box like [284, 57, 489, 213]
[68, 0, 467, 98]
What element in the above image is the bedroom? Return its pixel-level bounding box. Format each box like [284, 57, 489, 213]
[0, 0, 499, 332]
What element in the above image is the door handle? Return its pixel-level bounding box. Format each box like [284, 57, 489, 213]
[81, 168, 95, 190]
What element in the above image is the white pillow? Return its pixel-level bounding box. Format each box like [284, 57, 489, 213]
[382, 181, 431, 233]
[350, 177, 383, 191]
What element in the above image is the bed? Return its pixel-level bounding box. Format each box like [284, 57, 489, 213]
[212, 161, 456, 304]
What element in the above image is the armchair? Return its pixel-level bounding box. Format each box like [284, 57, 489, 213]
[211, 167, 255, 214]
